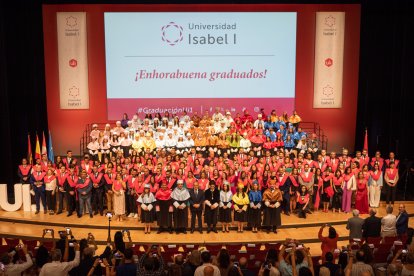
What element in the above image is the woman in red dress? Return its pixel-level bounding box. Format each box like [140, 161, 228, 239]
[355, 171, 369, 214]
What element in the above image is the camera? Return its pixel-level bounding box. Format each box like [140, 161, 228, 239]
[65, 227, 71, 234]
[233, 262, 239, 267]
[402, 250, 408, 254]
[45, 229, 53, 233]
[114, 252, 122, 259]
[69, 242, 74, 247]
[106, 212, 113, 218]
[122, 229, 130, 234]
[151, 245, 158, 250]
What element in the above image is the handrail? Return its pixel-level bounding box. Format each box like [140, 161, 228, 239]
[79, 121, 328, 155]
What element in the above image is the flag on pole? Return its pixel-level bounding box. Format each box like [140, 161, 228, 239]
[363, 128, 368, 151]
[42, 131, 48, 158]
[48, 130, 55, 164]
[35, 133, 41, 160]
[27, 134, 33, 165]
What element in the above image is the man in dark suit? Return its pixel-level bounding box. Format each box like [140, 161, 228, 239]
[189, 181, 205, 233]
[396, 204, 409, 239]
[346, 209, 365, 240]
[363, 209, 382, 239]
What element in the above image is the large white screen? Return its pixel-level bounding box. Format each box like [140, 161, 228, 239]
[104, 12, 297, 99]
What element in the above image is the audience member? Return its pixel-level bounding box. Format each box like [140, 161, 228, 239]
[194, 251, 220, 276]
[396, 203, 409, 239]
[363, 209, 382, 239]
[346, 209, 365, 240]
[381, 205, 397, 237]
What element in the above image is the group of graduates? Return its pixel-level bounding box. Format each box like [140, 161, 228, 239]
[17, 108, 401, 235]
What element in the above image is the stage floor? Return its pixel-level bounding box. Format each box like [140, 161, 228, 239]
[1, 201, 413, 256]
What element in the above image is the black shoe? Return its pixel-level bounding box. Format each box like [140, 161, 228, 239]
[57, 211, 62, 215]
[67, 213, 72, 217]
[183, 230, 187, 234]
[93, 211, 98, 215]
[169, 230, 173, 234]
[207, 228, 211, 233]
[213, 229, 218, 233]
[284, 212, 290, 216]
[44, 210, 47, 214]
[100, 211, 103, 216]
[273, 229, 278, 233]
[267, 230, 270, 234]
[90, 214, 93, 218]
[157, 230, 162, 234]
[191, 229, 194, 233]
[35, 210, 39, 214]
[77, 214, 82, 218]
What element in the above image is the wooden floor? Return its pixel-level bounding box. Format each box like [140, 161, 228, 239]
[1, 201, 413, 256]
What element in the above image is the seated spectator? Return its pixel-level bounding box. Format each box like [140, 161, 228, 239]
[137, 244, 164, 276]
[345, 249, 374, 276]
[39, 241, 80, 276]
[168, 253, 184, 276]
[320, 252, 340, 275]
[239, 257, 254, 276]
[1, 244, 33, 276]
[214, 249, 232, 276]
[396, 204, 409, 239]
[182, 250, 201, 276]
[391, 249, 414, 275]
[115, 247, 137, 276]
[194, 251, 220, 276]
[278, 244, 309, 276]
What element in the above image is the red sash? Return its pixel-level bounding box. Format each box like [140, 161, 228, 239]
[127, 176, 139, 189]
[155, 188, 172, 201]
[44, 175, 56, 184]
[370, 170, 382, 181]
[165, 177, 177, 189]
[314, 177, 323, 208]
[57, 173, 68, 187]
[297, 193, 309, 204]
[289, 175, 299, 187]
[300, 171, 313, 183]
[185, 177, 196, 189]
[19, 165, 32, 176]
[32, 172, 46, 182]
[89, 173, 103, 184]
[104, 174, 114, 184]
[277, 175, 289, 187]
[198, 178, 209, 190]
[386, 169, 397, 180]
[76, 178, 90, 189]
[67, 175, 78, 188]
[113, 180, 124, 191]
[333, 176, 343, 187]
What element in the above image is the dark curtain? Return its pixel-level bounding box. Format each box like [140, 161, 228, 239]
[355, 0, 414, 160]
[0, 1, 48, 192]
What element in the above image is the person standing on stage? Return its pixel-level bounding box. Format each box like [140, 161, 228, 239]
[384, 161, 399, 206]
[155, 181, 173, 234]
[355, 172, 369, 214]
[56, 165, 68, 215]
[30, 164, 47, 214]
[137, 184, 156, 234]
[103, 168, 115, 213]
[342, 167, 356, 213]
[126, 168, 139, 219]
[248, 181, 262, 233]
[112, 172, 126, 221]
[369, 163, 383, 208]
[44, 168, 57, 215]
[18, 158, 32, 184]
[76, 170, 93, 218]
[189, 181, 205, 233]
[277, 167, 291, 216]
[332, 170, 343, 213]
[89, 165, 104, 216]
[65, 166, 78, 216]
[204, 180, 220, 233]
[233, 183, 250, 233]
[171, 179, 191, 234]
[219, 182, 233, 233]
[262, 177, 282, 233]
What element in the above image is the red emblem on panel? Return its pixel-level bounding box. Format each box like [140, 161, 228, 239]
[69, 59, 77, 67]
[324, 58, 333, 67]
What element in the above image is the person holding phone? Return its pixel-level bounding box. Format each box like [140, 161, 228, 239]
[0, 243, 33, 276]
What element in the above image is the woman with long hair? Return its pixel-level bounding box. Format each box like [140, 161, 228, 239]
[318, 224, 339, 262]
[219, 182, 233, 233]
[248, 181, 262, 233]
[289, 168, 300, 213]
[232, 183, 250, 233]
[296, 185, 310, 218]
[355, 171, 369, 214]
[332, 170, 344, 213]
[369, 163, 383, 208]
[321, 168, 333, 213]
[342, 167, 356, 213]
[313, 168, 323, 212]
[112, 173, 126, 221]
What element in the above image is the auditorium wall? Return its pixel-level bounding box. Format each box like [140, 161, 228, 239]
[43, 4, 360, 155]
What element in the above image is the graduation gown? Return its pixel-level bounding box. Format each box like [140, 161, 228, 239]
[262, 188, 282, 227]
[204, 188, 220, 225]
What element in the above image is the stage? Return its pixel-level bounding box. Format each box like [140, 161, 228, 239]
[1, 201, 413, 256]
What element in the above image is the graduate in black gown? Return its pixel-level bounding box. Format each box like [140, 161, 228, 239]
[204, 180, 220, 233]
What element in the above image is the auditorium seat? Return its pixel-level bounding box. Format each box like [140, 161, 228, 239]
[5, 238, 20, 247]
[22, 239, 39, 251]
[383, 236, 398, 245]
[367, 237, 382, 247]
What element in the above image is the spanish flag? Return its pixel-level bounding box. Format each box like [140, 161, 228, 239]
[35, 133, 41, 160]
[27, 134, 33, 165]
